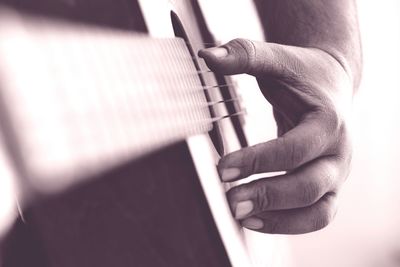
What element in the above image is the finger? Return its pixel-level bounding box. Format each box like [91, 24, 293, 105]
[226, 157, 340, 220]
[219, 112, 334, 181]
[240, 193, 338, 234]
[198, 38, 304, 78]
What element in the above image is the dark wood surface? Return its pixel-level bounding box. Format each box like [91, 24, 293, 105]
[2, 142, 231, 267]
[0, 1, 232, 266]
[0, 0, 147, 32]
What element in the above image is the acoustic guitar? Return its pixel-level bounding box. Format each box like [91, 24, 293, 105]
[0, 0, 285, 266]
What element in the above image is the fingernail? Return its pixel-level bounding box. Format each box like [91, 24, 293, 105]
[241, 217, 264, 230]
[221, 168, 240, 181]
[206, 47, 228, 58]
[235, 200, 253, 219]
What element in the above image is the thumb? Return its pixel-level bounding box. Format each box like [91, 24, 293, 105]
[198, 38, 300, 78]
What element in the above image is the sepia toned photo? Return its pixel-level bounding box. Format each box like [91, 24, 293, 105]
[0, 1, 398, 266]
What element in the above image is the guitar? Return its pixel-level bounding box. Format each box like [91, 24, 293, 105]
[0, 0, 286, 266]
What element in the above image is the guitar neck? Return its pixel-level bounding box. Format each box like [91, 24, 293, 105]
[0, 9, 213, 195]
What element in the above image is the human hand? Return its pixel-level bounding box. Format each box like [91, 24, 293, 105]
[199, 38, 354, 234]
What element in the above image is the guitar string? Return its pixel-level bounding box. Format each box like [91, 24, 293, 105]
[142, 69, 215, 76]
[196, 70, 213, 74]
[122, 92, 244, 119]
[184, 111, 247, 128]
[182, 111, 247, 127]
[211, 111, 246, 123]
[204, 96, 242, 107]
[202, 83, 234, 90]
[131, 97, 242, 110]
[185, 41, 219, 45]
[178, 39, 215, 44]
[170, 86, 243, 106]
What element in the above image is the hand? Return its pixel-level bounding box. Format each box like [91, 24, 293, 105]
[199, 38, 354, 234]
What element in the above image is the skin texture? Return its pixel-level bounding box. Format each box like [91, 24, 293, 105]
[198, 0, 362, 234]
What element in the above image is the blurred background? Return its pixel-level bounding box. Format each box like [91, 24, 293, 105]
[1, 0, 400, 266]
[288, 1, 400, 266]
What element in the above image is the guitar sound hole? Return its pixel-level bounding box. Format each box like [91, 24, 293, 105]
[170, 11, 224, 157]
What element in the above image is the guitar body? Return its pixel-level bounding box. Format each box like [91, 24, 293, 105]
[4, 142, 234, 267]
[0, 0, 254, 266]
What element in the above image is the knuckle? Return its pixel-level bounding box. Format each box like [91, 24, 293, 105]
[324, 108, 342, 136]
[289, 145, 306, 169]
[321, 162, 338, 189]
[242, 146, 258, 176]
[339, 124, 352, 156]
[271, 46, 302, 80]
[319, 108, 346, 146]
[252, 181, 271, 211]
[228, 38, 256, 72]
[281, 138, 306, 170]
[226, 185, 245, 203]
[300, 180, 322, 206]
[313, 195, 336, 231]
[313, 209, 332, 231]
[341, 149, 353, 180]
[248, 144, 262, 174]
[320, 108, 353, 161]
[312, 107, 350, 158]
[336, 126, 353, 176]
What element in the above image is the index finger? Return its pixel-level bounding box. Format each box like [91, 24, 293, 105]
[198, 38, 306, 79]
[219, 112, 337, 181]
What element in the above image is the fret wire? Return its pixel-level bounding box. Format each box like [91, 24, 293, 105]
[0, 12, 239, 188]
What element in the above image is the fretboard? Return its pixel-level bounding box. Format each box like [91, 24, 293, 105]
[0, 7, 212, 194]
